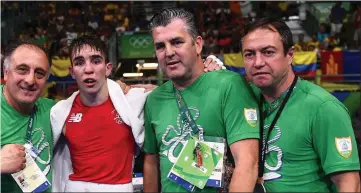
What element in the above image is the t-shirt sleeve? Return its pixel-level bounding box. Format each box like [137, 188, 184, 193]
[222, 74, 260, 145]
[38, 98, 57, 109]
[312, 101, 360, 175]
[49, 99, 57, 107]
[143, 99, 158, 154]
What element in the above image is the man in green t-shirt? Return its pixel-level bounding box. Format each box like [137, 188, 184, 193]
[241, 17, 360, 192]
[1, 42, 56, 193]
[143, 8, 260, 192]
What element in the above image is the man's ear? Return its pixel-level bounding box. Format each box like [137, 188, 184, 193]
[105, 62, 113, 77]
[195, 36, 203, 55]
[3, 65, 9, 82]
[287, 46, 295, 65]
[69, 66, 75, 79]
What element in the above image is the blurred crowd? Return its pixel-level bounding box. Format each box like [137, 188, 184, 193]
[1, 1, 361, 72]
[294, 2, 361, 52]
[1, 1, 140, 60]
[193, 1, 299, 55]
[0, 1, 302, 59]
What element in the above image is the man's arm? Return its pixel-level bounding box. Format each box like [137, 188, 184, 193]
[116, 80, 132, 93]
[118, 54, 224, 94]
[330, 171, 361, 192]
[229, 139, 259, 192]
[221, 74, 260, 191]
[312, 101, 360, 191]
[143, 153, 159, 192]
[143, 98, 161, 192]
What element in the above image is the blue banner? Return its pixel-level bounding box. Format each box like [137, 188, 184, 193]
[342, 51, 361, 81]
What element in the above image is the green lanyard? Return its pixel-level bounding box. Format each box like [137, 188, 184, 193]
[25, 107, 36, 144]
[173, 86, 203, 140]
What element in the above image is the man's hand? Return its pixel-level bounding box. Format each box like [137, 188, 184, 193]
[116, 80, 131, 94]
[204, 55, 225, 72]
[1, 144, 26, 174]
[116, 80, 157, 94]
[130, 84, 158, 92]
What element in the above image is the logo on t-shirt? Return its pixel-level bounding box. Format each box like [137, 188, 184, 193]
[263, 124, 282, 181]
[244, 108, 258, 127]
[32, 127, 52, 176]
[161, 106, 203, 164]
[111, 109, 123, 124]
[335, 137, 352, 158]
[68, 113, 83, 123]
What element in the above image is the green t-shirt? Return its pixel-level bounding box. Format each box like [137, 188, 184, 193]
[1, 85, 56, 193]
[252, 79, 360, 192]
[143, 70, 260, 192]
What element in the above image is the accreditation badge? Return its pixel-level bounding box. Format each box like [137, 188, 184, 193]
[12, 145, 51, 193]
[202, 136, 226, 188]
[168, 136, 224, 191]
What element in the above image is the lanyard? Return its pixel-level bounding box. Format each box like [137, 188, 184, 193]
[25, 107, 37, 144]
[173, 86, 202, 139]
[258, 76, 298, 177]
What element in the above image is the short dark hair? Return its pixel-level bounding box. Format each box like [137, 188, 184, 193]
[149, 7, 200, 41]
[242, 18, 293, 55]
[69, 35, 108, 65]
[4, 41, 48, 70]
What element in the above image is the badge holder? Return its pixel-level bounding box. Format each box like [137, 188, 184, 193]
[202, 136, 227, 189]
[11, 144, 51, 193]
[171, 87, 230, 192]
[167, 136, 223, 191]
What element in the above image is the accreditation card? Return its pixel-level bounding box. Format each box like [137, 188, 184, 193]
[11, 149, 51, 192]
[168, 136, 223, 190]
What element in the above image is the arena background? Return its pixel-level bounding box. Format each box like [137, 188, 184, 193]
[1, 1, 360, 190]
